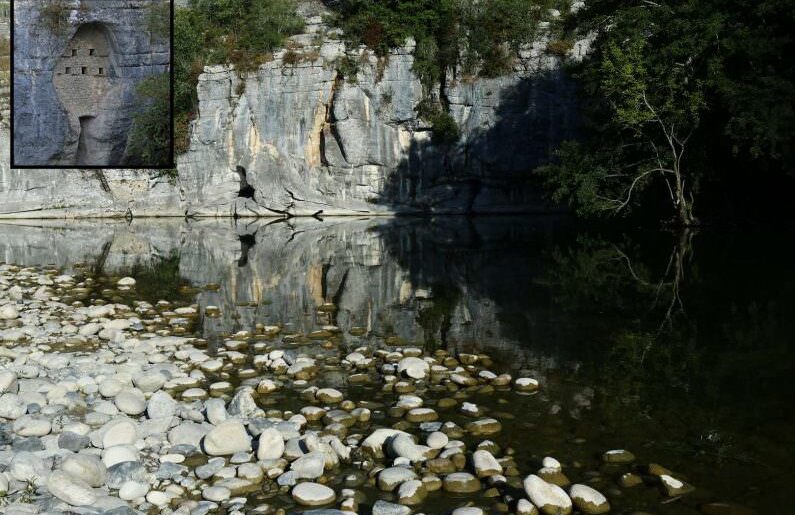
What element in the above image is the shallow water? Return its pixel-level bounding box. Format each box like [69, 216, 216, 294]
[0, 216, 792, 513]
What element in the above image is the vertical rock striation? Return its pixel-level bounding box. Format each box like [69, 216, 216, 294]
[1, 1, 585, 217]
[179, 5, 581, 216]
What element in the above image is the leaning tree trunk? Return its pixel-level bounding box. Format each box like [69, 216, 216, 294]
[671, 163, 698, 227]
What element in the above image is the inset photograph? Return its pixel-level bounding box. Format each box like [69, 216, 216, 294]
[11, 0, 172, 168]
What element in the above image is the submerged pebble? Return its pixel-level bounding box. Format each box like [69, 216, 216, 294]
[0, 262, 728, 514]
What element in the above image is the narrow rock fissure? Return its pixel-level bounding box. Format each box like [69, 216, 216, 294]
[327, 75, 349, 165]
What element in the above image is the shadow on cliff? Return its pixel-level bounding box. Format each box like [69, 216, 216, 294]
[376, 70, 575, 214]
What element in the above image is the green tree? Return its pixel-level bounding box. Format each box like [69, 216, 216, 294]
[124, 73, 171, 166]
[708, 0, 794, 168]
[539, 0, 794, 224]
[539, 2, 717, 225]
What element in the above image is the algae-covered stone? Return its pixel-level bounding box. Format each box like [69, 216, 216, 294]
[517, 498, 540, 515]
[378, 467, 418, 491]
[405, 407, 438, 422]
[618, 472, 643, 487]
[569, 484, 610, 514]
[473, 449, 502, 478]
[466, 418, 502, 436]
[523, 474, 572, 515]
[660, 474, 695, 496]
[601, 449, 635, 464]
[515, 377, 539, 392]
[316, 388, 344, 404]
[443, 472, 482, 493]
[397, 479, 427, 505]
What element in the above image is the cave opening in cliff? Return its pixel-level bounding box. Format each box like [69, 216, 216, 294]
[236, 166, 256, 199]
[75, 115, 96, 164]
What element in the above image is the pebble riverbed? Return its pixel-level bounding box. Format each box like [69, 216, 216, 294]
[0, 263, 752, 515]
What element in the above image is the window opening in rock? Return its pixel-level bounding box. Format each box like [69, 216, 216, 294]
[71, 49, 77, 56]
[81, 67, 86, 74]
[98, 67, 103, 75]
[65, 67, 70, 74]
[89, 48, 95, 55]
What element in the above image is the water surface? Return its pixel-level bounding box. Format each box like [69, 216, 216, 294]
[0, 217, 792, 513]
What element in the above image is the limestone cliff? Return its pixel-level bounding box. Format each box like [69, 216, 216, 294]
[11, 0, 169, 166]
[0, 1, 587, 217]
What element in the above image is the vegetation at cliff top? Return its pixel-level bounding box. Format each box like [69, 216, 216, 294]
[124, 72, 172, 167]
[123, 2, 173, 167]
[174, 0, 303, 153]
[172, 0, 565, 153]
[538, 0, 795, 226]
[329, 0, 565, 144]
[329, 0, 564, 84]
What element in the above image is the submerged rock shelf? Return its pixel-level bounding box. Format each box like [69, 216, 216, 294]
[0, 260, 751, 515]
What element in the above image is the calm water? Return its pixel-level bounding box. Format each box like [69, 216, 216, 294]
[0, 217, 792, 513]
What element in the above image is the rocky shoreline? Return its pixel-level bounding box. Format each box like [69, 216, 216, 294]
[0, 262, 749, 515]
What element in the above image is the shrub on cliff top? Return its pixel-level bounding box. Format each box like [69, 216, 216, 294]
[124, 73, 172, 167]
[330, 0, 560, 87]
[173, 0, 303, 153]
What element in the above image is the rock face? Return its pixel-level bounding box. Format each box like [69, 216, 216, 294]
[11, 0, 169, 166]
[0, 2, 583, 217]
[177, 5, 578, 217]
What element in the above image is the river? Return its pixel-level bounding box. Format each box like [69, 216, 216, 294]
[0, 216, 792, 513]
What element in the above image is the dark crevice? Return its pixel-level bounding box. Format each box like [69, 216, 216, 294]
[91, 240, 112, 275]
[329, 269, 350, 326]
[93, 169, 111, 193]
[285, 229, 305, 244]
[319, 130, 329, 167]
[237, 231, 256, 267]
[321, 263, 332, 299]
[327, 74, 349, 165]
[264, 206, 293, 217]
[236, 165, 256, 199]
[285, 187, 332, 207]
[284, 187, 305, 202]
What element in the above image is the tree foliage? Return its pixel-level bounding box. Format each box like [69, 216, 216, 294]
[331, 0, 558, 84]
[124, 73, 172, 167]
[539, 0, 794, 224]
[330, 1, 561, 145]
[173, 0, 303, 153]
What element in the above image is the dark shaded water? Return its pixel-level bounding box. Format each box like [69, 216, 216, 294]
[0, 217, 792, 513]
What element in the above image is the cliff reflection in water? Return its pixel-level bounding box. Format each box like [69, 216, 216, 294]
[0, 217, 793, 510]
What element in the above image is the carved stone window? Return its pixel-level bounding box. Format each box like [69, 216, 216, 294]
[71, 49, 77, 56]
[81, 67, 87, 74]
[89, 48, 95, 56]
[98, 67, 104, 75]
[65, 67, 71, 74]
